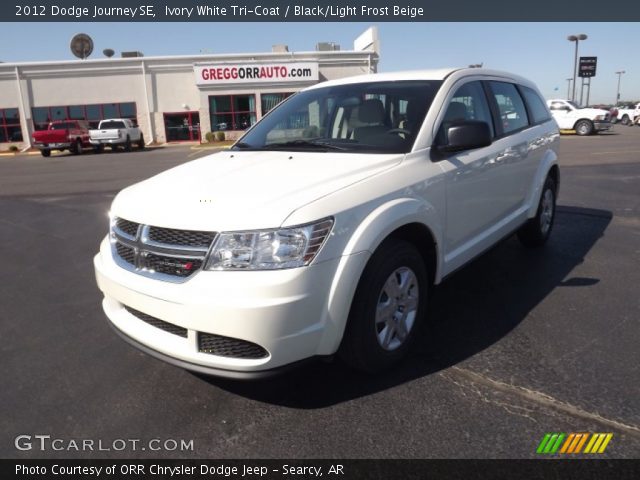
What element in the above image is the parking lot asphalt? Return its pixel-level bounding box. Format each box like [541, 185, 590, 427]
[1, 130, 639, 459]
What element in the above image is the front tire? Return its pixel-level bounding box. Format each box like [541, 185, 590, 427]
[41, 149, 50, 157]
[517, 176, 557, 248]
[339, 239, 428, 373]
[620, 115, 630, 126]
[574, 119, 593, 136]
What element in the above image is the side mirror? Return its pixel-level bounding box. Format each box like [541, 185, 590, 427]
[440, 121, 492, 152]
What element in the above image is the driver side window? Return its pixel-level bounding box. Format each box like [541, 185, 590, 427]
[437, 81, 494, 144]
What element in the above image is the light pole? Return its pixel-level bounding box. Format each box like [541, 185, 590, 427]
[566, 78, 573, 100]
[567, 34, 587, 102]
[615, 70, 625, 105]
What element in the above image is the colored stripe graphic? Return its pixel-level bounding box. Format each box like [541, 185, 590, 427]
[538, 433, 613, 454]
[536, 433, 566, 454]
[597, 433, 613, 453]
[536, 433, 552, 454]
[584, 434, 598, 453]
[584, 433, 614, 453]
[574, 433, 589, 453]
[550, 433, 566, 453]
[560, 434, 575, 453]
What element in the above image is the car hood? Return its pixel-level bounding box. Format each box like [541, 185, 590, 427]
[110, 150, 402, 231]
[574, 107, 610, 117]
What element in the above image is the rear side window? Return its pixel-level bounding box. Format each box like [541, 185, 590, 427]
[520, 86, 551, 124]
[488, 81, 529, 134]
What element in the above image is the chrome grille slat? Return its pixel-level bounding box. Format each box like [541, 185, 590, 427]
[111, 217, 216, 281]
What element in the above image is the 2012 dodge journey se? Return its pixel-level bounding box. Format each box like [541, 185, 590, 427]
[94, 68, 560, 378]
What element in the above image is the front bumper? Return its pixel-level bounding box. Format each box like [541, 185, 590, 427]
[94, 237, 366, 376]
[593, 120, 612, 132]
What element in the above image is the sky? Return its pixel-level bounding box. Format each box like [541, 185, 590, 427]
[0, 22, 638, 105]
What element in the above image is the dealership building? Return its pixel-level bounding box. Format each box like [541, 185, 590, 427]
[0, 28, 379, 149]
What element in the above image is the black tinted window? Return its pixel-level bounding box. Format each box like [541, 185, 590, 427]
[100, 121, 126, 129]
[437, 81, 494, 144]
[488, 81, 529, 134]
[235, 80, 442, 154]
[521, 86, 551, 123]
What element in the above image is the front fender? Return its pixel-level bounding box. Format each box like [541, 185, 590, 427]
[316, 197, 444, 355]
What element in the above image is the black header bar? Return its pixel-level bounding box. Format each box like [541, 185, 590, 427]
[4, 459, 640, 480]
[3, 0, 640, 22]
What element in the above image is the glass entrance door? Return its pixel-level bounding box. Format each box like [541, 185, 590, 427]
[163, 112, 200, 142]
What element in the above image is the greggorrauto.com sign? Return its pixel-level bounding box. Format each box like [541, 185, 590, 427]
[195, 62, 319, 85]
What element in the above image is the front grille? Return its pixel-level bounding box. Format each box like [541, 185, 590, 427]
[116, 218, 139, 237]
[148, 226, 216, 248]
[124, 306, 187, 338]
[145, 253, 203, 277]
[116, 243, 135, 265]
[198, 333, 269, 359]
[111, 217, 216, 281]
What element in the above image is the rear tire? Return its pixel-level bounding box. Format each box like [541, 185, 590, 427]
[124, 136, 132, 152]
[70, 138, 81, 155]
[517, 176, 557, 248]
[137, 134, 145, 150]
[620, 115, 630, 126]
[339, 239, 428, 373]
[574, 119, 593, 136]
[93, 144, 104, 154]
[41, 149, 50, 157]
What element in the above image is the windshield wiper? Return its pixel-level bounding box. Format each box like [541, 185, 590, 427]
[259, 139, 348, 151]
[232, 142, 253, 149]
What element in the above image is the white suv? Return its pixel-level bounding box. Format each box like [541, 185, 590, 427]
[94, 68, 560, 378]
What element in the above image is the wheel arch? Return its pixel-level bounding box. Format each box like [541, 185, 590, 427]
[317, 198, 443, 355]
[527, 150, 559, 218]
[573, 118, 594, 130]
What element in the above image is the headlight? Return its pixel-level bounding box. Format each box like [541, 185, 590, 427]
[594, 115, 605, 121]
[205, 218, 334, 270]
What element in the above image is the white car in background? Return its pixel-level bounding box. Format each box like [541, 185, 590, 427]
[614, 103, 640, 126]
[95, 68, 560, 378]
[546, 99, 612, 135]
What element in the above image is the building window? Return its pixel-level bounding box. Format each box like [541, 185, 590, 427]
[0, 108, 23, 143]
[164, 112, 201, 142]
[32, 102, 137, 130]
[261, 93, 293, 116]
[209, 95, 256, 131]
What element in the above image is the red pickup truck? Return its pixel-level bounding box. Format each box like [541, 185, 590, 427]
[32, 120, 91, 157]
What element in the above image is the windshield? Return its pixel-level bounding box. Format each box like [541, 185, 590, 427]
[233, 80, 442, 154]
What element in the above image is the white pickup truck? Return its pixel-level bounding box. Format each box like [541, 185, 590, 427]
[546, 99, 612, 135]
[614, 103, 640, 125]
[89, 118, 145, 152]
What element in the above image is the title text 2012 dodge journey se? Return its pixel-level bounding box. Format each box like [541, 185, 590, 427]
[94, 68, 560, 378]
